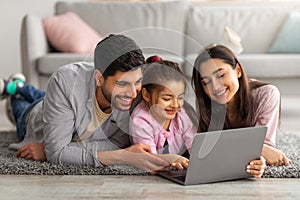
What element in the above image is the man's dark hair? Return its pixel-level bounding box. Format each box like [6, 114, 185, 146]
[94, 34, 145, 79]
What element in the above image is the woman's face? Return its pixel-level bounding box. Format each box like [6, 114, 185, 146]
[199, 58, 241, 105]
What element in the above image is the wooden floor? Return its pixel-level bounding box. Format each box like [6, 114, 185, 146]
[0, 175, 299, 199]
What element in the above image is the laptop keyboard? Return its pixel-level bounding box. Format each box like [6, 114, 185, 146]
[159, 169, 187, 183]
[166, 169, 187, 177]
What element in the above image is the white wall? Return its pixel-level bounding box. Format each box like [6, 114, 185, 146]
[0, 0, 86, 78]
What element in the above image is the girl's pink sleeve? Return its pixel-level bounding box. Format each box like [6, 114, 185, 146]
[254, 85, 280, 147]
[129, 110, 158, 154]
[180, 108, 197, 153]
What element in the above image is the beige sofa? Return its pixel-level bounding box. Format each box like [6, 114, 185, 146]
[21, 1, 300, 95]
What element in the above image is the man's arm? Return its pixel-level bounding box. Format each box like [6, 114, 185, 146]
[98, 143, 169, 172]
[16, 142, 170, 173]
[41, 66, 105, 166]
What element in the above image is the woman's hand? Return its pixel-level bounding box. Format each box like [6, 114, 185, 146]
[262, 144, 290, 166]
[246, 156, 266, 178]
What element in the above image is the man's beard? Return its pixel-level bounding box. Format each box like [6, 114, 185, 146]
[102, 86, 128, 111]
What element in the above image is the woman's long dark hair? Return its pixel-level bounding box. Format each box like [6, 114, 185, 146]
[192, 45, 268, 132]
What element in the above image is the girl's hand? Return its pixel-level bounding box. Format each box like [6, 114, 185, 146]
[170, 156, 189, 170]
[154, 154, 189, 170]
[262, 144, 290, 166]
[246, 156, 266, 178]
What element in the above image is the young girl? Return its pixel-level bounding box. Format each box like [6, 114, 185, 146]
[130, 56, 197, 170]
[192, 44, 290, 168]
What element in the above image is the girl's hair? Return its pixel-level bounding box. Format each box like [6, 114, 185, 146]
[143, 56, 186, 93]
[192, 44, 269, 132]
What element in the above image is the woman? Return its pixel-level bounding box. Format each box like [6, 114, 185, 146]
[192, 44, 290, 167]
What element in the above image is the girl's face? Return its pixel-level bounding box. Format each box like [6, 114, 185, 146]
[199, 58, 241, 105]
[143, 80, 185, 122]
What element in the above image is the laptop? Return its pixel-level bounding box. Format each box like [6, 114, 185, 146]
[158, 126, 267, 186]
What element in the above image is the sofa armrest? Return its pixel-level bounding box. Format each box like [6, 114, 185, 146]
[21, 14, 50, 88]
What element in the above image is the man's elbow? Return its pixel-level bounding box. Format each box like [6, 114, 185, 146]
[45, 148, 61, 164]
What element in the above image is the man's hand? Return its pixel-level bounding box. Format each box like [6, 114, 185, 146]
[16, 142, 46, 161]
[124, 143, 170, 173]
[125, 143, 152, 153]
[262, 144, 290, 166]
[246, 156, 266, 178]
[98, 143, 169, 173]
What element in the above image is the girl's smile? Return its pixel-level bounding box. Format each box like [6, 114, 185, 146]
[143, 80, 185, 128]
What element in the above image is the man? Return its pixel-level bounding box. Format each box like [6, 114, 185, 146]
[1, 34, 169, 172]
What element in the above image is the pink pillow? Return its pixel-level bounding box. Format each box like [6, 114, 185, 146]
[43, 12, 102, 53]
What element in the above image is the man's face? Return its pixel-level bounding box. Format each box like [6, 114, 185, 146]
[100, 68, 143, 111]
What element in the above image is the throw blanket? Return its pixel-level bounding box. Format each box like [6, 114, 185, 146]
[0, 131, 299, 177]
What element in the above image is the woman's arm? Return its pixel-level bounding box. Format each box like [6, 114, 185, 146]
[254, 85, 290, 166]
[255, 85, 280, 147]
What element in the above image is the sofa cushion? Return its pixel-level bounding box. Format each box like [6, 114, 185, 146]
[185, 3, 300, 55]
[43, 12, 102, 53]
[269, 10, 300, 53]
[55, 1, 187, 57]
[37, 53, 94, 75]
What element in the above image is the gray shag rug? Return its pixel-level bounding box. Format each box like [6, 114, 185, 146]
[0, 131, 299, 177]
